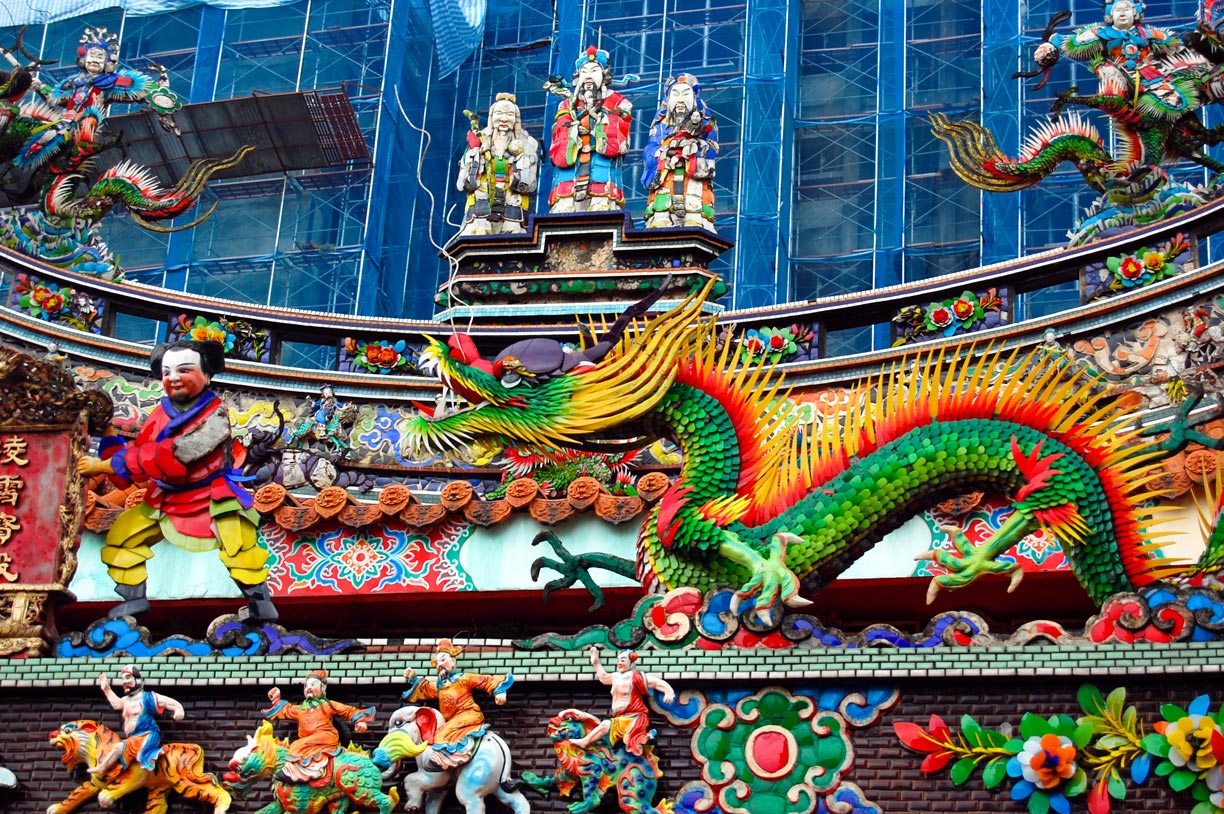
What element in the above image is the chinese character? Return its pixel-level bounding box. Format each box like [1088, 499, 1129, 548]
[0, 513, 19, 546]
[0, 553, 18, 582]
[0, 475, 23, 507]
[0, 436, 28, 466]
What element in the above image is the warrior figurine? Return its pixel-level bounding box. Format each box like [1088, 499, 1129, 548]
[643, 73, 718, 231]
[18, 26, 180, 171]
[457, 93, 540, 236]
[76, 339, 278, 622]
[547, 46, 632, 213]
[264, 669, 375, 783]
[401, 638, 513, 768]
[570, 646, 675, 756]
[1034, 1, 1195, 117]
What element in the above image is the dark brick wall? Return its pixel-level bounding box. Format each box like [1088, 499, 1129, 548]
[1, 677, 1215, 813]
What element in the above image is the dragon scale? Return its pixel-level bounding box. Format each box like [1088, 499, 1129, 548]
[409, 285, 1183, 607]
[645, 411, 1150, 606]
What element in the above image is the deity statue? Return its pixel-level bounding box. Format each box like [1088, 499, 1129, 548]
[88, 666, 185, 776]
[1033, 1, 1191, 117]
[18, 26, 180, 172]
[547, 46, 633, 213]
[570, 647, 674, 756]
[264, 669, 375, 783]
[642, 73, 718, 231]
[401, 638, 514, 769]
[76, 339, 278, 622]
[457, 93, 540, 236]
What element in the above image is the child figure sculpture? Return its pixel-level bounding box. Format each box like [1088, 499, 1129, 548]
[77, 339, 277, 622]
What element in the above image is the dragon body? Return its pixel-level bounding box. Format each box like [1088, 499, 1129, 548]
[408, 282, 1195, 610]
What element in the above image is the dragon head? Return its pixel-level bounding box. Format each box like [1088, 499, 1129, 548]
[406, 281, 714, 461]
[417, 333, 531, 410]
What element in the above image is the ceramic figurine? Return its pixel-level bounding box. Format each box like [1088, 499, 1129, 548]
[572, 647, 674, 755]
[643, 73, 718, 231]
[522, 706, 667, 814]
[285, 383, 358, 462]
[17, 26, 181, 172]
[76, 339, 278, 621]
[0, 27, 242, 277]
[931, 0, 1224, 244]
[399, 638, 514, 768]
[374, 704, 530, 814]
[88, 666, 185, 776]
[457, 93, 540, 236]
[1034, 1, 1186, 113]
[547, 46, 632, 213]
[263, 669, 375, 782]
[47, 666, 231, 814]
[522, 647, 675, 814]
[226, 718, 396, 814]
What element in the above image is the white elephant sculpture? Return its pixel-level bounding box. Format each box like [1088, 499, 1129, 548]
[373, 705, 530, 814]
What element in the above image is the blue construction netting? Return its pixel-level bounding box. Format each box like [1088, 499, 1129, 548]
[4, 0, 1224, 331]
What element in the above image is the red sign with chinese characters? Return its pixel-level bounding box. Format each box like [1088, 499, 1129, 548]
[0, 430, 72, 585]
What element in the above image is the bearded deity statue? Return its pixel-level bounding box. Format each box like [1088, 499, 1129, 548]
[456, 92, 540, 236]
[642, 73, 718, 231]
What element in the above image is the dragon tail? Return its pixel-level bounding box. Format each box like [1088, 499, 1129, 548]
[930, 112, 1112, 192]
[97, 146, 253, 230]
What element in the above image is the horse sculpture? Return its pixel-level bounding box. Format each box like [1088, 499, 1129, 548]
[223, 720, 397, 814]
[48, 719, 231, 814]
[373, 705, 530, 814]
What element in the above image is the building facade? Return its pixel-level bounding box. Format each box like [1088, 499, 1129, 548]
[2, 0, 1215, 351]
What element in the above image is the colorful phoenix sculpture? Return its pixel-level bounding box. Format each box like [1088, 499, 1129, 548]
[407, 279, 1223, 613]
[0, 27, 248, 276]
[931, 1, 1224, 244]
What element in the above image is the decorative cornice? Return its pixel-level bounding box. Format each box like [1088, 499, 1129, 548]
[82, 473, 673, 534]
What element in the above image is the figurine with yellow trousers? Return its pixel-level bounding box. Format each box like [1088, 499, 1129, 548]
[77, 339, 277, 621]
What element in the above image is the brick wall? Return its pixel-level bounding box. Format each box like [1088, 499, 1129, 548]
[2, 676, 1216, 813]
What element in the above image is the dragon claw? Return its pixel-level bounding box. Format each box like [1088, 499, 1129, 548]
[728, 532, 808, 623]
[919, 524, 1021, 604]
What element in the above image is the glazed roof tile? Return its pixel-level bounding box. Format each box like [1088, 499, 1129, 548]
[82, 472, 672, 534]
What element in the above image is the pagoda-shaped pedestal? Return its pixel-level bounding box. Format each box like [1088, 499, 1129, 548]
[434, 211, 731, 326]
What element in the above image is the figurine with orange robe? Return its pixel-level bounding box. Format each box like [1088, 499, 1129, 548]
[264, 669, 375, 782]
[401, 639, 514, 768]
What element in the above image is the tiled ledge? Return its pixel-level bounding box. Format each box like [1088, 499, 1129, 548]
[6, 640, 1223, 688]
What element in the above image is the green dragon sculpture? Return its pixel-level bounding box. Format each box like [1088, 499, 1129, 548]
[407, 280, 1215, 613]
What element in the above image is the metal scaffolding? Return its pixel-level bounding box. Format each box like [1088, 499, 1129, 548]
[5, 0, 1223, 337]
